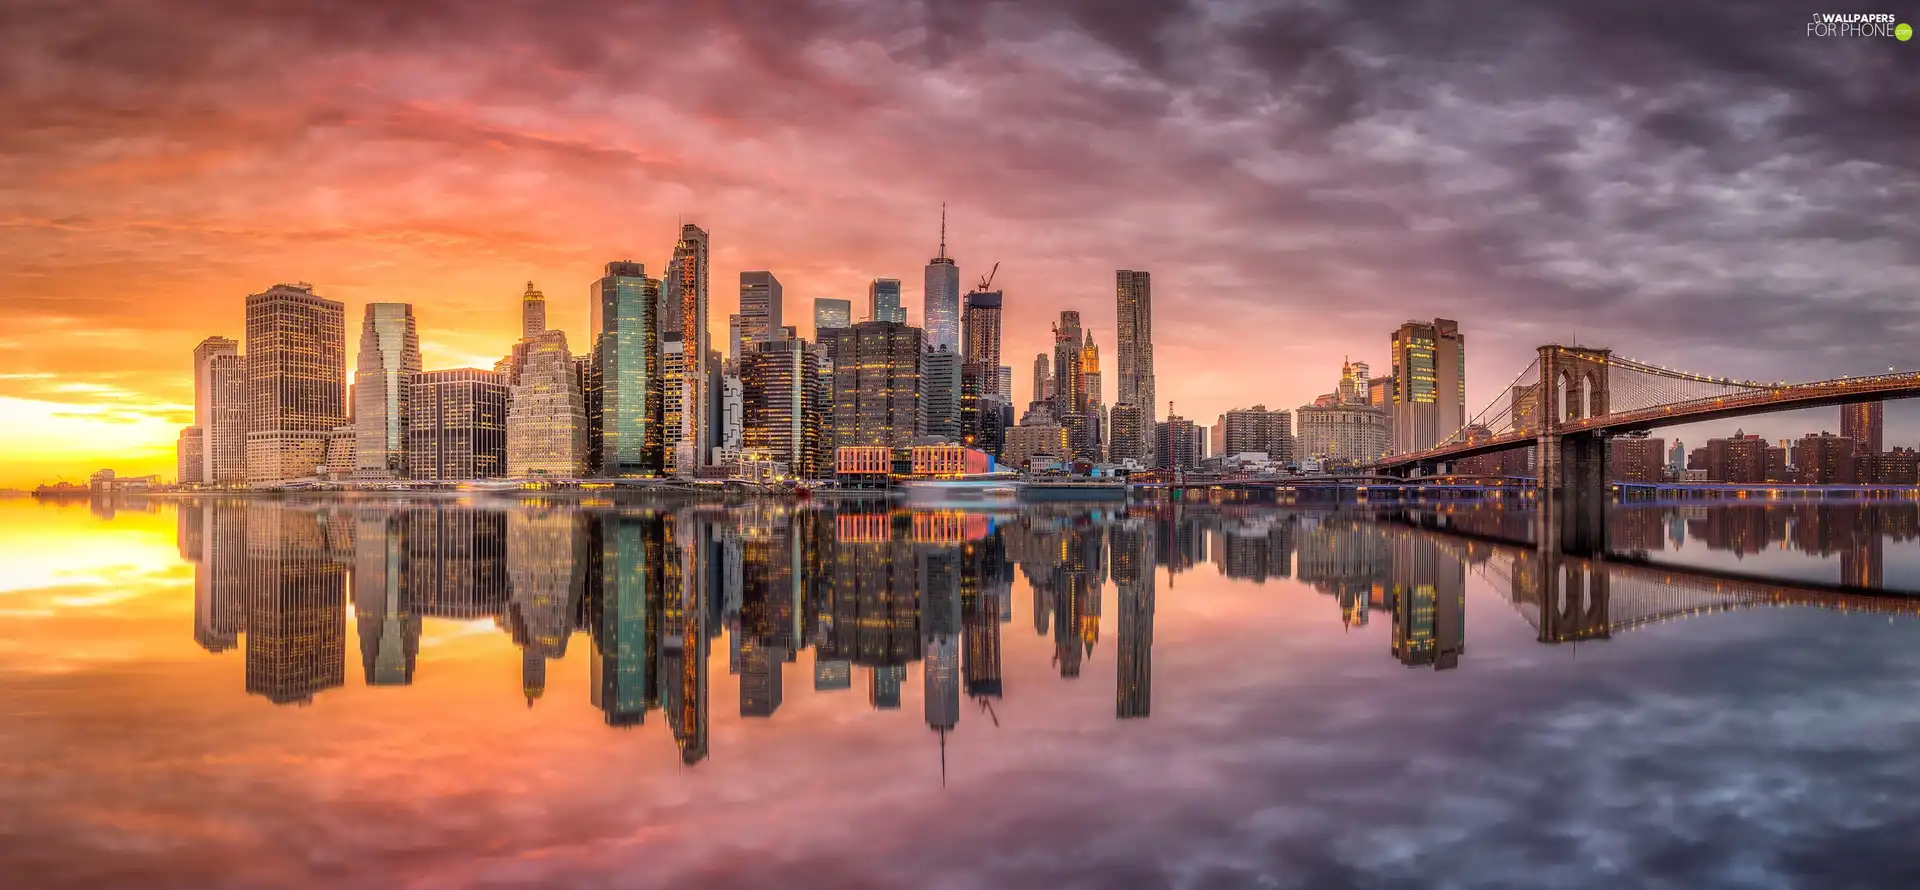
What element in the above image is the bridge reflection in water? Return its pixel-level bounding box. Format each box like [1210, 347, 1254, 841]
[1377, 503, 1920, 644]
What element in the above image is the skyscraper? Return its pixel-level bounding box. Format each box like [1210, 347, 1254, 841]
[962, 289, 1001, 369]
[814, 298, 852, 334]
[738, 271, 784, 357]
[1081, 331, 1103, 459]
[868, 278, 906, 325]
[924, 207, 960, 351]
[742, 338, 828, 478]
[521, 281, 546, 340]
[1032, 353, 1051, 405]
[828, 321, 925, 448]
[591, 261, 663, 476]
[1155, 412, 1198, 470]
[245, 283, 346, 484]
[923, 345, 962, 441]
[506, 330, 588, 477]
[191, 336, 239, 484]
[593, 514, 661, 727]
[1113, 522, 1154, 719]
[672, 224, 712, 469]
[1053, 311, 1095, 460]
[1390, 319, 1466, 455]
[1115, 270, 1156, 461]
[354, 303, 422, 479]
[408, 369, 507, 480]
[1842, 401, 1884, 455]
[206, 351, 249, 486]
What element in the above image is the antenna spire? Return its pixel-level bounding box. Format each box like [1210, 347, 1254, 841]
[938, 203, 948, 260]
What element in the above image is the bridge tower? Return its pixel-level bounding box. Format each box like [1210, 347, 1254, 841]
[1535, 345, 1611, 553]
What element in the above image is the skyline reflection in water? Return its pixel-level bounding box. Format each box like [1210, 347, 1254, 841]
[6, 498, 1920, 888]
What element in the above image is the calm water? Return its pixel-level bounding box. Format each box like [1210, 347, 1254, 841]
[4, 496, 1920, 890]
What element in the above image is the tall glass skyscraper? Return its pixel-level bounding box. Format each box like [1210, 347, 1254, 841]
[1390, 318, 1466, 455]
[592, 261, 663, 476]
[354, 303, 422, 479]
[923, 207, 960, 351]
[868, 278, 906, 325]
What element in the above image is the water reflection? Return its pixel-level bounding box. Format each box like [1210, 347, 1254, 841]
[175, 500, 1920, 747]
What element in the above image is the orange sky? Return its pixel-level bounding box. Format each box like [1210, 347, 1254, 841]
[4, 1, 1909, 486]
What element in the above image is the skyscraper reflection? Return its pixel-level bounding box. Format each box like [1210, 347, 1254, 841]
[243, 506, 346, 705]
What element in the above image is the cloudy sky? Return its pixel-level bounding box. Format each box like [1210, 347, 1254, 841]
[2, 0, 1916, 483]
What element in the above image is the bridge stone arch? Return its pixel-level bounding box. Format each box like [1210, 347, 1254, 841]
[1540, 346, 1611, 425]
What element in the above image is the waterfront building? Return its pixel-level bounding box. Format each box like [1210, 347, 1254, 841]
[1702, 433, 1770, 483]
[1108, 404, 1147, 464]
[1154, 413, 1198, 471]
[1296, 403, 1390, 465]
[177, 427, 205, 484]
[190, 336, 240, 484]
[591, 261, 664, 476]
[408, 369, 508, 480]
[827, 321, 924, 448]
[1004, 420, 1070, 471]
[1609, 436, 1667, 483]
[868, 278, 907, 325]
[1389, 319, 1465, 454]
[924, 209, 960, 351]
[814, 298, 852, 333]
[1115, 270, 1156, 462]
[1796, 432, 1858, 484]
[671, 224, 712, 470]
[354, 303, 422, 479]
[245, 283, 347, 484]
[742, 338, 828, 478]
[1222, 405, 1295, 463]
[507, 330, 588, 477]
[659, 332, 686, 474]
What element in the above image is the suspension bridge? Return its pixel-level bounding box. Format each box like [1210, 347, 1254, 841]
[1372, 344, 1920, 493]
[1381, 506, 1920, 644]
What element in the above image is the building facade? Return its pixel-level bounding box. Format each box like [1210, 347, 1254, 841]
[1222, 405, 1295, 462]
[1389, 318, 1465, 455]
[813, 298, 852, 334]
[592, 261, 663, 476]
[828, 321, 925, 448]
[671, 224, 712, 470]
[1296, 403, 1391, 465]
[191, 336, 240, 484]
[924, 212, 960, 352]
[1841, 401, 1884, 455]
[738, 271, 784, 358]
[1154, 414, 1198, 471]
[408, 369, 508, 480]
[354, 302, 422, 479]
[521, 281, 546, 340]
[1115, 270, 1156, 462]
[868, 278, 906, 325]
[742, 339, 828, 478]
[923, 345, 962, 442]
[507, 330, 588, 477]
[245, 283, 347, 484]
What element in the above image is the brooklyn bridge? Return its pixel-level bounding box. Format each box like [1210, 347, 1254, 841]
[1369, 344, 1920, 494]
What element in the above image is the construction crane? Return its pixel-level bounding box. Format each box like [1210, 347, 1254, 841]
[977, 262, 999, 293]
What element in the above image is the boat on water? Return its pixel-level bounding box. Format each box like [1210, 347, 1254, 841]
[901, 477, 1027, 505]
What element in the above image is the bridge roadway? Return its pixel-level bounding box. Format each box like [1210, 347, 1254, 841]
[1376, 369, 1920, 474]
[1375, 508, 1920, 637]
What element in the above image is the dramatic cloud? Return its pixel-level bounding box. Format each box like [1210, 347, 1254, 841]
[2, 0, 1916, 481]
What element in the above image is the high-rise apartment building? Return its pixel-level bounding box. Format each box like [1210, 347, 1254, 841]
[1390, 318, 1465, 455]
[814, 298, 852, 334]
[742, 338, 827, 478]
[507, 330, 587, 477]
[672, 224, 712, 469]
[177, 427, 205, 484]
[924, 209, 960, 351]
[659, 332, 686, 475]
[1109, 404, 1148, 464]
[923, 345, 962, 442]
[868, 278, 906, 325]
[1115, 270, 1156, 461]
[1222, 406, 1295, 462]
[1154, 413, 1198, 471]
[1841, 401, 1884, 455]
[1032, 353, 1051, 405]
[828, 321, 924, 448]
[408, 369, 508, 480]
[353, 303, 422, 479]
[191, 336, 240, 484]
[245, 283, 347, 484]
[205, 353, 249, 485]
[521, 281, 546, 340]
[738, 271, 784, 358]
[592, 261, 663, 476]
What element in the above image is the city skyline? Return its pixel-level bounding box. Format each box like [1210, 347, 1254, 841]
[5, 2, 1918, 485]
